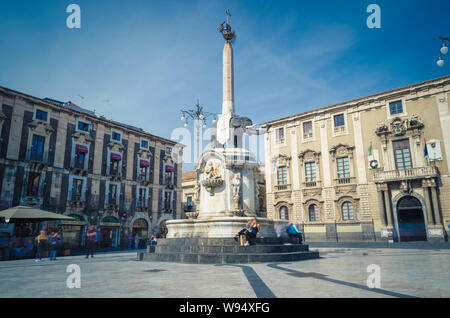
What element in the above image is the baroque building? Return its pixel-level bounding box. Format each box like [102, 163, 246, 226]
[263, 75, 450, 242]
[0, 86, 183, 248]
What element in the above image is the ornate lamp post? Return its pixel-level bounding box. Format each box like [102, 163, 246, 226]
[437, 36, 449, 67]
[180, 100, 216, 162]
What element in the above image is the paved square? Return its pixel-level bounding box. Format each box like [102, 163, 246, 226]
[0, 247, 449, 298]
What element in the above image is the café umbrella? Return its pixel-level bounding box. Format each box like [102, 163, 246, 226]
[0, 206, 76, 223]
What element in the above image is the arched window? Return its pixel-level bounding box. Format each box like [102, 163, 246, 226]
[309, 204, 319, 221]
[342, 201, 354, 220]
[279, 206, 289, 220]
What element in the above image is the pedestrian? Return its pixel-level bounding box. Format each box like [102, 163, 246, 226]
[34, 230, 47, 262]
[49, 231, 60, 260]
[134, 233, 140, 249]
[127, 233, 133, 249]
[286, 223, 303, 244]
[85, 225, 97, 258]
[149, 234, 157, 246]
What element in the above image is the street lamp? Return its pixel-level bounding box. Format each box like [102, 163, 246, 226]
[180, 100, 217, 161]
[437, 36, 449, 67]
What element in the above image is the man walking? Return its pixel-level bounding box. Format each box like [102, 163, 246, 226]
[35, 230, 47, 262]
[49, 231, 60, 261]
[85, 225, 97, 258]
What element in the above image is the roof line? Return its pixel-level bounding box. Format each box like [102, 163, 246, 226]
[0, 85, 183, 147]
[263, 74, 450, 125]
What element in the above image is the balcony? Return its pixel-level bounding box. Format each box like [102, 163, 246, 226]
[275, 184, 291, 191]
[138, 173, 151, 185]
[26, 149, 51, 167]
[334, 177, 357, 194]
[70, 160, 88, 175]
[136, 199, 148, 211]
[107, 167, 122, 181]
[373, 166, 439, 183]
[106, 195, 119, 210]
[303, 180, 321, 188]
[302, 180, 322, 196]
[69, 194, 84, 208]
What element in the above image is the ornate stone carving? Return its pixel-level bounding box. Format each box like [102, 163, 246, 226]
[201, 161, 224, 195]
[375, 115, 425, 137]
[329, 144, 354, 161]
[298, 149, 321, 166]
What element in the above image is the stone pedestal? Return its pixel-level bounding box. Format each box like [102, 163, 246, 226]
[166, 217, 289, 238]
[427, 224, 446, 242]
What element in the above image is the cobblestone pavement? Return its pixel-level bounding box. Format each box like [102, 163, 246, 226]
[0, 247, 449, 298]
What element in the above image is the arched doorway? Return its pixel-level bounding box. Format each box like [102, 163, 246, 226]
[132, 218, 148, 238]
[397, 196, 427, 241]
[100, 216, 120, 248]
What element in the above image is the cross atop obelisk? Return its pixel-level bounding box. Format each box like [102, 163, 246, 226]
[226, 9, 231, 24]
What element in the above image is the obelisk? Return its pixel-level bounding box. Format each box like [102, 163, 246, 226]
[222, 40, 234, 115]
[216, 10, 236, 146]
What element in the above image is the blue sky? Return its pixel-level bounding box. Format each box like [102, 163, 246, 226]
[0, 0, 449, 170]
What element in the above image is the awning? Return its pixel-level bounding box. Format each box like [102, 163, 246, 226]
[0, 206, 77, 222]
[140, 160, 149, 167]
[110, 153, 122, 161]
[75, 144, 88, 153]
[165, 165, 174, 172]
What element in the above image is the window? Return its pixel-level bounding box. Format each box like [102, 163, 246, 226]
[77, 121, 89, 132]
[276, 128, 284, 142]
[334, 114, 345, 127]
[110, 159, 120, 175]
[309, 204, 319, 221]
[186, 196, 193, 211]
[108, 184, 118, 204]
[141, 139, 149, 148]
[277, 166, 287, 185]
[165, 171, 173, 185]
[138, 188, 146, 206]
[26, 172, 40, 196]
[164, 191, 172, 211]
[35, 109, 47, 121]
[305, 162, 316, 182]
[279, 206, 289, 220]
[166, 146, 172, 155]
[342, 201, 354, 220]
[31, 135, 45, 161]
[303, 121, 313, 138]
[389, 101, 403, 115]
[72, 179, 83, 201]
[393, 139, 412, 170]
[112, 131, 121, 141]
[139, 166, 148, 178]
[74, 152, 86, 169]
[336, 157, 350, 179]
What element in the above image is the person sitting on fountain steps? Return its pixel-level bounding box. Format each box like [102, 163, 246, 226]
[234, 218, 260, 246]
[286, 223, 303, 244]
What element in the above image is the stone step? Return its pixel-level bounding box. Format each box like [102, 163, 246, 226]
[139, 250, 319, 264]
[155, 237, 301, 246]
[153, 244, 309, 254]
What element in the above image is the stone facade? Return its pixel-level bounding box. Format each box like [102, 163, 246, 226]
[0, 86, 183, 248]
[263, 75, 450, 242]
